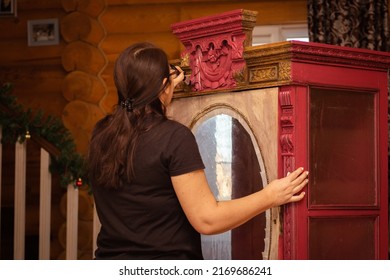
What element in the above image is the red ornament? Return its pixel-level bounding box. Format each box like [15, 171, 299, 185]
[75, 178, 83, 187]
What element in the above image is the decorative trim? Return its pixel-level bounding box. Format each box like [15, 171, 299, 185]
[173, 33, 390, 97]
[278, 61, 292, 81]
[247, 60, 292, 89]
[171, 9, 257, 42]
[249, 64, 279, 83]
[279, 87, 295, 260]
[245, 41, 390, 71]
[172, 9, 257, 93]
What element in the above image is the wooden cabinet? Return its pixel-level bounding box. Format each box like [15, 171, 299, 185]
[170, 9, 389, 259]
[270, 42, 390, 259]
[169, 40, 390, 259]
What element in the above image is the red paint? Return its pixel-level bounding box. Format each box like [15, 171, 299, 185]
[278, 41, 389, 259]
[171, 9, 256, 92]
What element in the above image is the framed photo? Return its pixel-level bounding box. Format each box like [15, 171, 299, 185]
[0, 0, 17, 17]
[27, 18, 59, 46]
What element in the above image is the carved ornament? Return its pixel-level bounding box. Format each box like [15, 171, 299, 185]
[279, 87, 295, 260]
[172, 10, 257, 93]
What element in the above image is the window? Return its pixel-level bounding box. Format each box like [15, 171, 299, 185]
[252, 24, 309, 46]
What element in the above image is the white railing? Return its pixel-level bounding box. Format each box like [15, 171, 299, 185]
[0, 127, 99, 260]
[14, 140, 26, 259]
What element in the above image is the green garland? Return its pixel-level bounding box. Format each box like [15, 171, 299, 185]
[0, 82, 88, 189]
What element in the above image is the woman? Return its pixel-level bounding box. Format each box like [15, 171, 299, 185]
[88, 42, 308, 260]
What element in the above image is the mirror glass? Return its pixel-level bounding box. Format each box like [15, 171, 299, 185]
[194, 113, 266, 259]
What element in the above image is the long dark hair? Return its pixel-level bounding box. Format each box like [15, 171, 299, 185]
[88, 42, 171, 189]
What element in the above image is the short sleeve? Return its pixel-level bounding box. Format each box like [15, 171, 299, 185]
[166, 124, 205, 176]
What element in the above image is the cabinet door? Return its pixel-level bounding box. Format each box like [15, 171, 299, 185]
[308, 87, 380, 259]
[281, 86, 388, 259]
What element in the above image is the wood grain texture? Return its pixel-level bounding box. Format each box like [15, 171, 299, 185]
[61, 11, 105, 44]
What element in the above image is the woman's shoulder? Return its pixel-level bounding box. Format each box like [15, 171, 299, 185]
[157, 119, 195, 141]
[162, 119, 191, 132]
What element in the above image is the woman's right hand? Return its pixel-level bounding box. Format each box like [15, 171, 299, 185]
[265, 167, 309, 207]
[172, 65, 185, 87]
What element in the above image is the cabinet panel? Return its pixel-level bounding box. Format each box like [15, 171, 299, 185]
[309, 88, 377, 207]
[309, 216, 377, 259]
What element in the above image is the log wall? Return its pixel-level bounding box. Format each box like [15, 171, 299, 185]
[0, 0, 307, 154]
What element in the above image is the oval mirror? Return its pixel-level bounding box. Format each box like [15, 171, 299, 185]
[193, 113, 267, 260]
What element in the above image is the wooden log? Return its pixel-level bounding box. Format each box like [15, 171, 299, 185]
[61, 0, 77, 11]
[58, 220, 93, 250]
[0, 65, 67, 119]
[62, 100, 105, 132]
[11, 90, 66, 120]
[61, 41, 106, 75]
[79, 131, 93, 154]
[61, 0, 106, 18]
[62, 100, 105, 153]
[62, 71, 106, 104]
[99, 90, 117, 115]
[66, 127, 92, 155]
[77, 0, 106, 18]
[0, 64, 65, 80]
[0, 9, 64, 39]
[0, 40, 64, 65]
[60, 12, 105, 45]
[102, 5, 180, 34]
[101, 33, 180, 59]
[19, 0, 63, 10]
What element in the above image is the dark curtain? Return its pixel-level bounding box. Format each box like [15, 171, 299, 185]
[308, 0, 390, 51]
[307, 0, 390, 259]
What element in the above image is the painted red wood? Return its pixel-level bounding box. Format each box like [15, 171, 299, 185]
[171, 9, 257, 92]
[279, 41, 389, 260]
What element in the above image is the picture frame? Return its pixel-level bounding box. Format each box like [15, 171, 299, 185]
[27, 18, 59, 47]
[0, 0, 17, 17]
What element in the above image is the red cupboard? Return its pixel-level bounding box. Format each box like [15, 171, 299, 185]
[170, 10, 390, 259]
[258, 42, 390, 259]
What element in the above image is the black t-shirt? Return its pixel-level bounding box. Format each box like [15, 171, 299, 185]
[92, 119, 205, 259]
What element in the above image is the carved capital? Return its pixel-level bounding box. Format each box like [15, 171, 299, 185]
[172, 10, 257, 93]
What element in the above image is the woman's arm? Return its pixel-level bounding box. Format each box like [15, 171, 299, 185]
[171, 167, 308, 235]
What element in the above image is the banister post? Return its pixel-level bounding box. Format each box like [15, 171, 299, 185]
[39, 149, 51, 259]
[14, 139, 26, 260]
[66, 183, 79, 260]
